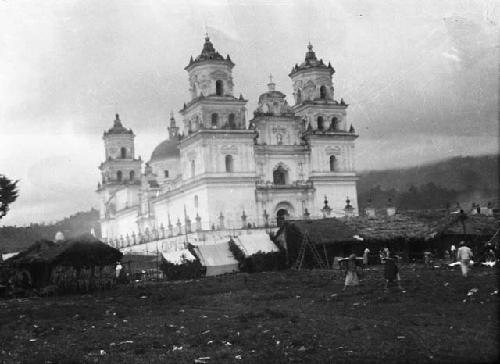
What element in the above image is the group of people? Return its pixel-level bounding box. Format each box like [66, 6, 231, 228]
[341, 241, 484, 292]
[342, 247, 403, 292]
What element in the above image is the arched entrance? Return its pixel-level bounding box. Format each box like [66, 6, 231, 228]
[274, 202, 294, 227]
[276, 209, 288, 227]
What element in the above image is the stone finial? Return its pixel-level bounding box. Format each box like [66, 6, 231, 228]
[267, 73, 276, 92]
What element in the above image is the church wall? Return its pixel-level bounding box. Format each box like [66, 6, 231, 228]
[115, 209, 140, 238]
[205, 183, 258, 229]
[313, 181, 358, 217]
[150, 158, 180, 182]
[308, 138, 355, 173]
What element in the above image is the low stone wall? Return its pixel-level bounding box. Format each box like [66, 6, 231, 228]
[119, 227, 278, 255]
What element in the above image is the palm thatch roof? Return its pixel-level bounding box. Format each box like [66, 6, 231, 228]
[9, 236, 122, 268]
[285, 218, 358, 245]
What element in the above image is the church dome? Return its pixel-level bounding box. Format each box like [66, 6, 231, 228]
[149, 139, 180, 162]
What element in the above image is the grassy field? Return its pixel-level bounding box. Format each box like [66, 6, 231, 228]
[0, 264, 498, 364]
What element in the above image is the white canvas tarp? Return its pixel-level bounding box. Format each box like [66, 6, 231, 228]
[235, 232, 279, 256]
[162, 249, 196, 265]
[194, 242, 238, 276]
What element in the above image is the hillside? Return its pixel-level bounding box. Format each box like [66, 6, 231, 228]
[358, 154, 499, 210]
[0, 209, 100, 253]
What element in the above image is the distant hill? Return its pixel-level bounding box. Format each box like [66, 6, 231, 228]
[0, 209, 100, 253]
[358, 155, 499, 211]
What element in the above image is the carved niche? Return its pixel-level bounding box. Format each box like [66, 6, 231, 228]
[220, 145, 238, 154]
[325, 146, 342, 155]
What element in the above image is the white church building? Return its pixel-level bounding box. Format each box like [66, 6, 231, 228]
[97, 36, 359, 249]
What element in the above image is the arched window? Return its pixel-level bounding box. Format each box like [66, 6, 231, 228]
[320, 85, 327, 99]
[331, 117, 339, 130]
[330, 155, 337, 172]
[273, 165, 288, 185]
[296, 89, 302, 104]
[120, 147, 127, 159]
[225, 155, 234, 172]
[228, 113, 236, 129]
[317, 116, 324, 130]
[191, 160, 195, 177]
[211, 113, 218, 128]
[129, 170, 135, 181]
[164, 170, 169, 178]
[194, 195, 199, 209]
[215, 80, 223, 96]
[116, 170, 123, 181]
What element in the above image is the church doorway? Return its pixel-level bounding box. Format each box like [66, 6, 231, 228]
[276, 209, 288, 227]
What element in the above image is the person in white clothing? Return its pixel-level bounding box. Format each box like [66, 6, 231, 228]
[456, 241, 473, 277]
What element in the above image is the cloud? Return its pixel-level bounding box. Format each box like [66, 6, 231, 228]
[0, 0, 498, 225]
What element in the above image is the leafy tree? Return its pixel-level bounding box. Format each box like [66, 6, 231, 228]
[0, 175, 19, 220]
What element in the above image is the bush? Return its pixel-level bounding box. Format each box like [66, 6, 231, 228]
[228, 237, 287, 273]
[160, 245, 205, 280]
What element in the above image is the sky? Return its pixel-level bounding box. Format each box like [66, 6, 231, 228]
[0, 0, 498, 226]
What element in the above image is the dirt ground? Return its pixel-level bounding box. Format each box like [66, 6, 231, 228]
[0, 264, 498, 364]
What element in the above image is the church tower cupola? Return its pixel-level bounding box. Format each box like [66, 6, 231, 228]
[180, 34, 247, 132]
[184, 35, 236, 101]
[254, 75, 293, 117]
[168, 111, 179, 140]
[289, 43, 337, 105]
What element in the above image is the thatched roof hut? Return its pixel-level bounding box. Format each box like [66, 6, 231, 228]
[10, 236, 122, 269]
[7, 236, 122, 289]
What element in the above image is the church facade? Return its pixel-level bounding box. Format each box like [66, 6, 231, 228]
[97, 36, 359, 246]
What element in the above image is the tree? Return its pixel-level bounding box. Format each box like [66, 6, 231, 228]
[0, 175, 19, 219]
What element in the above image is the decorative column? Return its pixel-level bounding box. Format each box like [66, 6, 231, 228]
[241, 210, 247, 229]
[196, 213, 202, 231]
[344, 197, 354, 218]
[219, 212, 225, 230]
[160, 223, 165, 239]
[176, 218, 182, 235]
[168, 214, 174, 237]
[263, 209, 270, 228]
[321, 196, 332, 218]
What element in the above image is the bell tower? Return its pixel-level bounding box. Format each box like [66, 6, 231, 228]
[289, 44, 359, 216]
[97, 114, 142, 240]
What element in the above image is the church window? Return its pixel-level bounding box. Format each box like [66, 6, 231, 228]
[225, 155, 234, 172]
[191, 160, 195, 177]
[331, 117, 339, 130]
[129, 170, 135, 181]
[228, 113, 236, 129]
[194, 195, 199, 209]
[216, 80, 223, 96]
[273, 165, 288, 185]
[211, 113, 218, 128]
[164, 170, 169, 178]
[320, 85, 327, 99]
[296, 89, 302, 104]
[120, 147, 127, 159]
[330, 155, 337, 172]
[116, 170, 123, 181]
[317, 116, 324, 130]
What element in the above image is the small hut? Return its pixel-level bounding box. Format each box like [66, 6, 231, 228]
[6, 236, 122, 293]
[280, 218, 359, 268]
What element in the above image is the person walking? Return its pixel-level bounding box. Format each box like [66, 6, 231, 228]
[450, 244, 457, 262]
[363, 247, 370, 266]
[384, 252, 403, 291]
[456, 241, 473, 277]
[342, 254, 360, 292]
